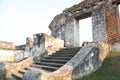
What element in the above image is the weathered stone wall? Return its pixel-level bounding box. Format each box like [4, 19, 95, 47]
[65, 18, 75, 47]
[14, 50, 24, 61]
[32, 33, 45, 56]
[0, 41, 15, 50]
[32, 33, 64, 63]
[0, 50, 15, 62]
[49, 0, 120, 47]
[0, 62, 6, 79]
[14, 37, 33, 61]
[66, 42, 110, 80]
[5, 57, 33, 78]
[32, 33, 64, 55]
[49, 0, 107, 47]
[44, 33, 64, 55]
[24, 37, 33, 58]
[50, 14, 67, 40]
[92, 7, 106, 42]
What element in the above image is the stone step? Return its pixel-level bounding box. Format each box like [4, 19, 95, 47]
[40, 59, 68, 64]
[32, 47, 81, 72]
[24, 67, 31, 70]
[24, 67, 41, 71]
[54, 51, 79, 54]
[48, 54, 75, 57]
[18, 69, 27, 74]
[31, 64, 59, 72]
[44, 56, 71, 60]
[6, 77, 17, 80]
[56, 49, 79, 53]
[12, 73, 23, 80]
[35, 61, 64, 67]
[60, 47, 81, 50]
[52, 53, 76, 55]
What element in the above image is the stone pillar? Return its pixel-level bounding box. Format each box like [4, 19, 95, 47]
[92, 7, 106, 42]
[24, 37, 33, 58]
[65, 18, 80, 47]
[32, 33, 45, 56]
[0, 62, 6, 79]
[104, 3, 120, 44]
[74, 19, 80, 47]
[65, 18, 75, 47]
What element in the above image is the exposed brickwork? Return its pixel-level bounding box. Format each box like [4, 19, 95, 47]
[63, 0, 102, 14]
[104, 3, 120, 44]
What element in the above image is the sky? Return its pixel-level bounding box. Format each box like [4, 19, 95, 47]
[0, 0, 84, 45]
[79, 17, 92, 46]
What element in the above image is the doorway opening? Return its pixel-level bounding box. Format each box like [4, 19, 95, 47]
[79, 17, 93, 46]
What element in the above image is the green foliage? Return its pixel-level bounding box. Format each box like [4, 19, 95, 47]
[80, 51, 120, 80]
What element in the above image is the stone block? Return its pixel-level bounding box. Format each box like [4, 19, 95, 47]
[0, 62, 6, 79]
[22, 70, 41, 80]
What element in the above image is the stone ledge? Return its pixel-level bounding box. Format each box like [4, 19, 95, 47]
[4, 57, 33, 77]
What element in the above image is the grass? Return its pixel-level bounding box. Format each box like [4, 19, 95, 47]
[80, 51, 120, 80]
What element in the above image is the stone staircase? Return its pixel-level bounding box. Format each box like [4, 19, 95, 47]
[10, 47, 81, 80]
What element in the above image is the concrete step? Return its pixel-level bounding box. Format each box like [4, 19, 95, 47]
[44, 56, 71, 60]
[24, 67, 42, 71]
[18, 69, 27, 74]
[55, 50, 79, 54]
[40, 59, 68, 64]
[55, 50, 79, 53]
[12, 73, 23, 80]
[52, 53, 75, 55]
[24, 67, 31, 70]
[59, 47, 81, 51]
[48, 54, 75, 57]
[35, 61, 64, 67]
[32, 47, 81, 72]
[31, 64, 59, 72]
[6, 77, 17, 80]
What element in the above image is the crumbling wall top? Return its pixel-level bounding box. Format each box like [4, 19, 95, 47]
[0, 40, 15, 50]
[49, 0, 106, 30]
[49, 0, 120, 30]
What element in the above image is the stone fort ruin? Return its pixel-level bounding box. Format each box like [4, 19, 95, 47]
[0, 0, 120, 80]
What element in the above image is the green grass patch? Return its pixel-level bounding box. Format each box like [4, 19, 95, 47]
[80, 51, 120, 80]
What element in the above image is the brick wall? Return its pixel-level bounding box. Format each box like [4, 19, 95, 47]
[104, 3, 120, 44]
